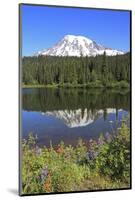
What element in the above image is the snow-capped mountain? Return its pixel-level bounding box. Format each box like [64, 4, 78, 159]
[35, 35, 124, 57]
[42, 108, 118, 128]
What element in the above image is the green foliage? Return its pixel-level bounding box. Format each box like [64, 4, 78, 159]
[95, 123, 130, 182]
[21, 123, 130, 194]
[86, 80, 103, 88]
[22, 53, 130, 87]
[114, 81, 129, 88]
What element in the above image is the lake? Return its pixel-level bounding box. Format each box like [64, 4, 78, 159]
[22, 88, 130, 147]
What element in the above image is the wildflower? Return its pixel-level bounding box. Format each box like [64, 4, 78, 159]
[87, 151, 98, 160]
[98, 137, 104, 146]
[98, 134, 104, 146]
[105, 132, 111, 143]
[86, 152, 90, 160]
[35, 145, 42, 156]
[56, 144, 64, 154]
[89, 139, 93, 143]
[87, 151, 94, 160]
[41, 166, 48, 182]
[44, 173, 52, 192]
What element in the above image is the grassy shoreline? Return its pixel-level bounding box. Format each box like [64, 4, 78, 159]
[22, 81, 130, 89]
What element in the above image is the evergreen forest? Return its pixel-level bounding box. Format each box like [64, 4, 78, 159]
[22, 52, 130, 88]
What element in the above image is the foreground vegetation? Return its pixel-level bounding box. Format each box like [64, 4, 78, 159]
[22, 52, 130, 88]
[22, 122, 130, 195]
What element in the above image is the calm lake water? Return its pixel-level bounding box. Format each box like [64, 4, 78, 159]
[22, 88, 130, 147]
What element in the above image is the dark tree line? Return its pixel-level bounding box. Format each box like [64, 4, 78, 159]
[22, 52, 130, 86]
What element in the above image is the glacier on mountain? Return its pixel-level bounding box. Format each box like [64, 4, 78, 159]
[35, 34, 124, 57]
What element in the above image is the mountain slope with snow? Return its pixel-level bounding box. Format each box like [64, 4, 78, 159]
[35, 35, 124, 57]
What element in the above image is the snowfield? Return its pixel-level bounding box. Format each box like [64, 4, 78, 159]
[35, 34, 124, 57]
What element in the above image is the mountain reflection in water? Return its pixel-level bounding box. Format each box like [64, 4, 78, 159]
[22, 88, 130, 147]
[44, 108, 119, 128]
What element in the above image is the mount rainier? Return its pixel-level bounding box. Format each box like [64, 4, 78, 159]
[35, 34, 124, 57]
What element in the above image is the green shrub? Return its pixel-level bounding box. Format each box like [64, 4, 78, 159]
[86, 80, 103, 88]
[95, 123, 130, 182]
[112, 81, 129, 88]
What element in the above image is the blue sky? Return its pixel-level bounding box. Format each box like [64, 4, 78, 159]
[21, 5, 130, 56]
